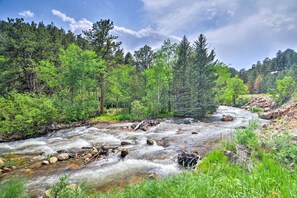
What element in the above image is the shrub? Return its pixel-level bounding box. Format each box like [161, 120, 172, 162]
[267, 133, 297, 168]
[0, 93, 58, 136]
[234, 120, 259, 149]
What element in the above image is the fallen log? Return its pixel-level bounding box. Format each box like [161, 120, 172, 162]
[134, 120, 145, 131]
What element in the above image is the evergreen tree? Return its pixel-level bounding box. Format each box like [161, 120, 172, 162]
[172, 36, 192, 117]
[84, 19, 121, 114]
[190, 34, 217, 116]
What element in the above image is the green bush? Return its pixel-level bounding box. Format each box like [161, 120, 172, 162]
[0, 93, 58, 136]
[267, 133, 297, 168]
[234, 120, 259, 149]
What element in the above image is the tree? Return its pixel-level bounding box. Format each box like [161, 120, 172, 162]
[142, 50, 173, 116]
[84, 19, 121, 114]
[222, 75, 248, 106]
[270, 76, 297, 104]
[254, 75, 263, 94]
[172, 36, 192, 116]
[134, 45, 154, 72]
[191, 34, 217, 116]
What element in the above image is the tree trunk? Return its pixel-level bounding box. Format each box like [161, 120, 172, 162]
[100, 74, 105, 114]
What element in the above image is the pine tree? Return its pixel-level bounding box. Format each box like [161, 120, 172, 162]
[172, 36, 192, 116]
[191, 34, 216, 116]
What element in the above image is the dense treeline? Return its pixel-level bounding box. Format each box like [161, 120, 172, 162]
[2, 18, 295, 139]
[1, 18, 247, 138]
[238, 49, 297, 96]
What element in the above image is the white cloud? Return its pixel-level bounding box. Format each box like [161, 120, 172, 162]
[52, 9, 92, 33]
[18, 10, 34, 18]
[51, 9, 180, 52]
[140, 0, 297, 68]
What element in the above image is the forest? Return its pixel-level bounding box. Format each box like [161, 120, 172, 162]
[0, 18, 296, 139]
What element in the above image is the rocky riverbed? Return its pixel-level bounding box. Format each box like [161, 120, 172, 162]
[0, 106, 266, 197]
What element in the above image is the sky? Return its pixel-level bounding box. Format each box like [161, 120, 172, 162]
[1, 0, 297, 69]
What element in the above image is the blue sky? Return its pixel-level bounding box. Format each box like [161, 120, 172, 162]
[1, 0, 297, 69]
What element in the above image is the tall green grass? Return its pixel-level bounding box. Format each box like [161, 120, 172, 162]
[0, 178, 26, 198]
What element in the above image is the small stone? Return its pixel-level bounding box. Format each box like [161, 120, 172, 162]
[57, 153, 69, 161]
[11, 166, 17, 170]
[84, 158, 90, 163]
[42, 160, 50, 165]
[3, 167, 11, 172]
[67, 184, 79, 190]
[121, 148, 129, 158]
[44, 188, 52, 197]
[49, 156, 58, 164]
[192, 132, 198, 134]
[84, 153, 92, 159]
[0, 158, 4, 165]
[262, 124, 268, 129]
[0, 169, 3, 173]
[147, 138, 154, 145]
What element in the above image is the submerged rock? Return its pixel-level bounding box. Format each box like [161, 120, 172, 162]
[147, 138, 154, 145]
[177, 152, 201, 168]
[121, 148, 129, 158]
[121, 141, 132, 146]
[221, 114, 234, 121]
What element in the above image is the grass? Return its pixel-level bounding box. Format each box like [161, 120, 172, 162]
[91, 111, 174, 122]
[248, 106, 264, 113]
[0, 178, 27, 198]
[0, 154, 30, 169]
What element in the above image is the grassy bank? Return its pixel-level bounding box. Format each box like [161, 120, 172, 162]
[2, 121, 297, 198]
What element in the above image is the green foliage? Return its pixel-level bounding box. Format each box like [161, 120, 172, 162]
[0, 178, 27, 198]
[0, 93, 58, 136]
[267, 133, 297, 168]
[173, 35, 217, 117]
[248, 106, 264, 113]
[269, 76, 297, 105]
[130, 100, 147, 119]
[234, 120, 259, 149]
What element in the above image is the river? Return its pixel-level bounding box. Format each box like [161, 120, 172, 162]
[0, 106, 265, 196]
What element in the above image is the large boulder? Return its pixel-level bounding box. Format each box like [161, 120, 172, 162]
[177, 152, 201, 168]
[57, 153, 69, 161]
[260, 112, 273, 119]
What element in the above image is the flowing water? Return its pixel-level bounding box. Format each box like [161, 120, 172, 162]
[0, 106, 266, 195]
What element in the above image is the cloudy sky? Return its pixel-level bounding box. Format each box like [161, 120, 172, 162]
[1, 0, 297, 69]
